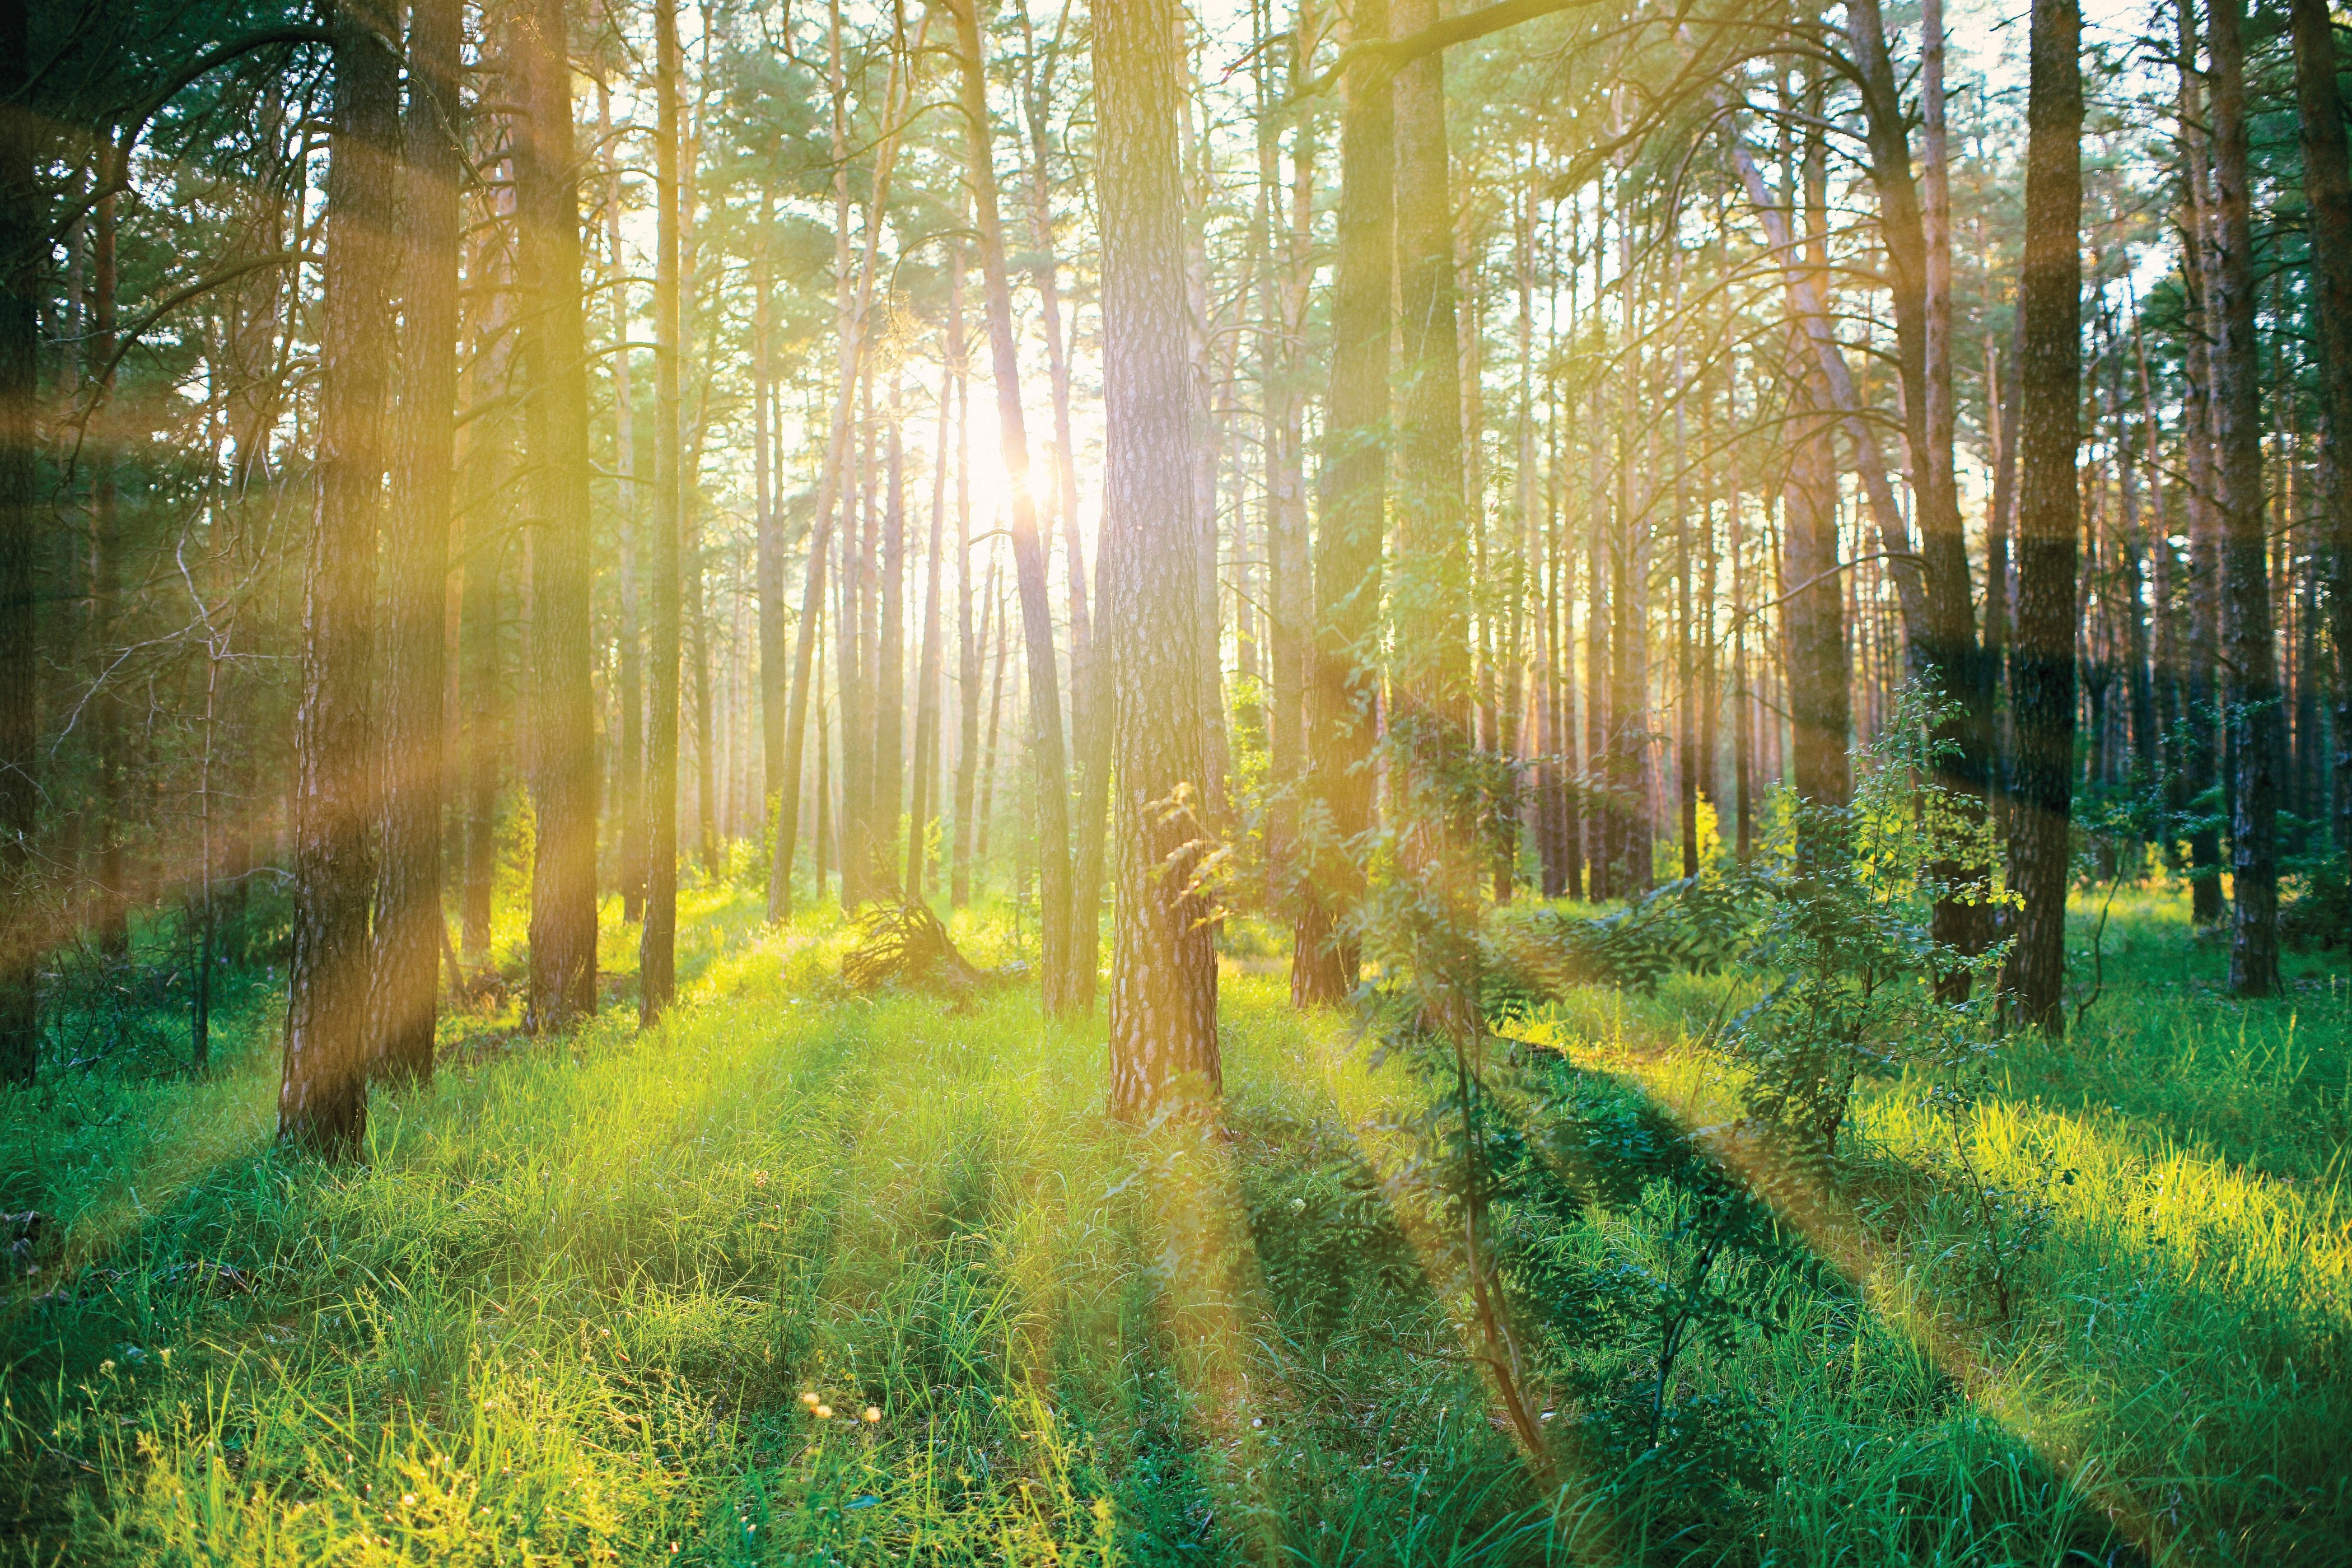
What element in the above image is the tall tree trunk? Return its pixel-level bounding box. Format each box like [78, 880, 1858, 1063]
[0, 0, 41, 1085]
[948, 246, 981, 908]
[89, 161, 125, 957]
[1731, 477, 1753, 862]
[368, 0, 461, 1084]
[945, 0, 1077, 1014]
[1785, 346, 1850, 814]
[1849, 0, 1994, 978]
[977, 576, 1008, 874]
[1263, 0, 1317, 903]
[280, 0, 400, 1151]
[908, 354, 949, 899]
[459, 528, 503, 960]
[2113, 348, 2157, 790]
[515, 0, 599, 1030]
[768, 0, 856, 922]
[1098, 0, 1220, 1117]
[1291, 0, 1389, 1005]
[1392, 0, 1474, 837]
[641, 0, 684, 1019]
[1586, 376, 1612, 899]
[2293, 0, 2352, 858]
[1012, 0, 1091, 785]
[2001, 0, 2083, 1034]
[1610, 188, 1651, 890]
[2178, 0, 2226, 925]
[872, 378, 906, 893]
[754, 198, 784, 887]
[605, 81, 646, 922]
[837, 418, 872, 904]
[2209, 0, 2281, 996]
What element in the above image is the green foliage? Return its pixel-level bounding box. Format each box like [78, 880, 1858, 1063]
[1497, 872, 1755, 998]
[2283, 853, 2352, 953]
[1720, 696, 2010, 1163]
[1921, 1081, 2075, 1322]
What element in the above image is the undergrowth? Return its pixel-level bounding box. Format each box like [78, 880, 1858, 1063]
[0, 886, 2345, 1566]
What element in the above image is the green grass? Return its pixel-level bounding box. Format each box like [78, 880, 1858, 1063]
[3, 886, 2346, 1565]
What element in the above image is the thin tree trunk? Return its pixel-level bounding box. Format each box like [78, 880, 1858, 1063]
[89, 160, 125, 958]
[1586, 377, 1611, 899]
[755, 194, 786, 902]
[604, 81, 646, 923]
[2292, 0, 2352, 857]
[0, 0, 41, 1084]
[2001, 0, 2083, 1034]
[369, 0, 460, 1083]
[1393, 0, 1476, 846]
[977, 579, 1009, 872]
[1292, 0, 1390, 1004]
[641, 0, 684, 1020]
[1850, 0, 1995, 978]
[768, 0, 857, 922]
[1785, 343, 1850, 814]
[280, 0, 399, 1151]
[948, 246, 981, 908]
[945, 0, 1076, 1014]
[872, 376, 906, 893]
[2209, 0, 2281, 996]
[1263, 0, 1317, 902]
[908, 355, 949, 899]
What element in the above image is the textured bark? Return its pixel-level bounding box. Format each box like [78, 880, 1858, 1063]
[1263, 1, 1317, 900]
[976, 577, 1007, 871]
[458, 511, 503, 962]
[88, 163, 125, 958]
[754, 199, 783, 896]
[945, 0, 1077, 1014]
[908, 354, 949, 898]
[642, 0, 683, 1018]
[947, 248, 980, 908]
[1098, 0, 1219, 1120]
[2208, 0, 2280, 997]
[1291, 0, 1388, 1006]
[1586, 375, 1611, 899]
[0, 0, 39, 1084]
[605, 82, 646, 922]
[1849, 0, 1993, 975]
[836, 419, 872, 904]
[872, 383, 906, 893]
[1731, 484, 1754, 862]
[1610, 189, 1650, 892]
[1011, 0, 1091, 780]
[2000, 0, 2082, 1035]
[2178, 0, 2225, 926]
[368, 0, 461, 1085]
[768, 0, 858, 921]
[280, 0, 400, 1153]
[2293, 0, 2352, 857]
[1391, 0, 1474, 816]
[2113, 353, 2157, 787]
[514, 0, 599, 1030]
[1784, 352, 1850, 814]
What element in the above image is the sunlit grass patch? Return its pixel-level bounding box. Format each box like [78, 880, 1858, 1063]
[4, 891, 2349, 1565]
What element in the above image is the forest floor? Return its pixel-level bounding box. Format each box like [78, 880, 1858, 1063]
[2, 882, 2348, 1567]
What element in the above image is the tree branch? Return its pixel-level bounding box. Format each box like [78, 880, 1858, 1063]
[50, 26, 337, 242]
[1285, 0, 1586, 105]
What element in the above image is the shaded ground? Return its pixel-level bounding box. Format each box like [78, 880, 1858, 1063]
[2, 890, 2345, 1565]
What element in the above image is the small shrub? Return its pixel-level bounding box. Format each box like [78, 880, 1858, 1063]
[1720, 690, 2009, 1165]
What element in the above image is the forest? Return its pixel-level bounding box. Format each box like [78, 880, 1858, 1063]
[1, 0, 2349, 1560]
